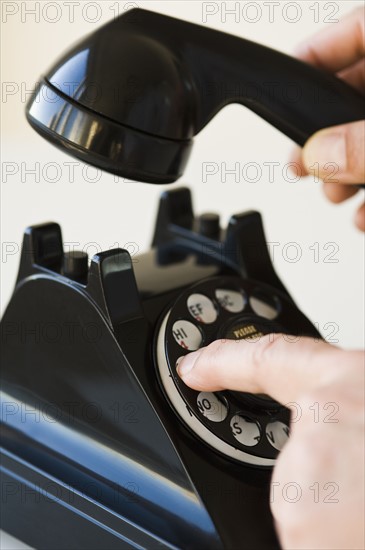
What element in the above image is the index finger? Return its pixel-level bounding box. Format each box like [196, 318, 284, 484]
[295, 7, 365, 73]
[176, 334, 361, 405]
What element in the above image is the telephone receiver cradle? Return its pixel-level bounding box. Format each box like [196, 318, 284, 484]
[1, 7, 363, 550]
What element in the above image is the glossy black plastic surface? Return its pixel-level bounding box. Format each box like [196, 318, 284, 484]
[1, 188, 320, 549]
[26, 8, 365, 183]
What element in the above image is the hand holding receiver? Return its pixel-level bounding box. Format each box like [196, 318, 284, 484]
[290, 7, 365, 229]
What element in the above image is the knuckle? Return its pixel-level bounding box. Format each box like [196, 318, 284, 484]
[204, 339, 227, 365]
[251, 333, 281, 379]
[191, 340, 228, 389]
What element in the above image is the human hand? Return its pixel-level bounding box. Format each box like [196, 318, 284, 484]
[177, 335, 365, 549]
[292, 7, 365, 231]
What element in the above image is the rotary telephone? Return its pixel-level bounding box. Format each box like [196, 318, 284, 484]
[1, 8, 364, 550]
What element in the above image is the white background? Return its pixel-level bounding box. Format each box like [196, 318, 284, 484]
[1, 1, 364, 548]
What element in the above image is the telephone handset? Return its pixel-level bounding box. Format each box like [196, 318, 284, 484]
[26, 8, 365, 183]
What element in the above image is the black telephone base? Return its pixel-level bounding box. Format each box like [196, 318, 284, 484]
[0, 188, 319, 549]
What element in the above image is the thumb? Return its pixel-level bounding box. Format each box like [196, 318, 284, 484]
[176, 334, 361, 405]
[302, 120, 365, 184]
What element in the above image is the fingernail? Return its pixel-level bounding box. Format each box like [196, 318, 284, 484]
[304, 130, 347, 173]
[176, 351, 200, 378]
